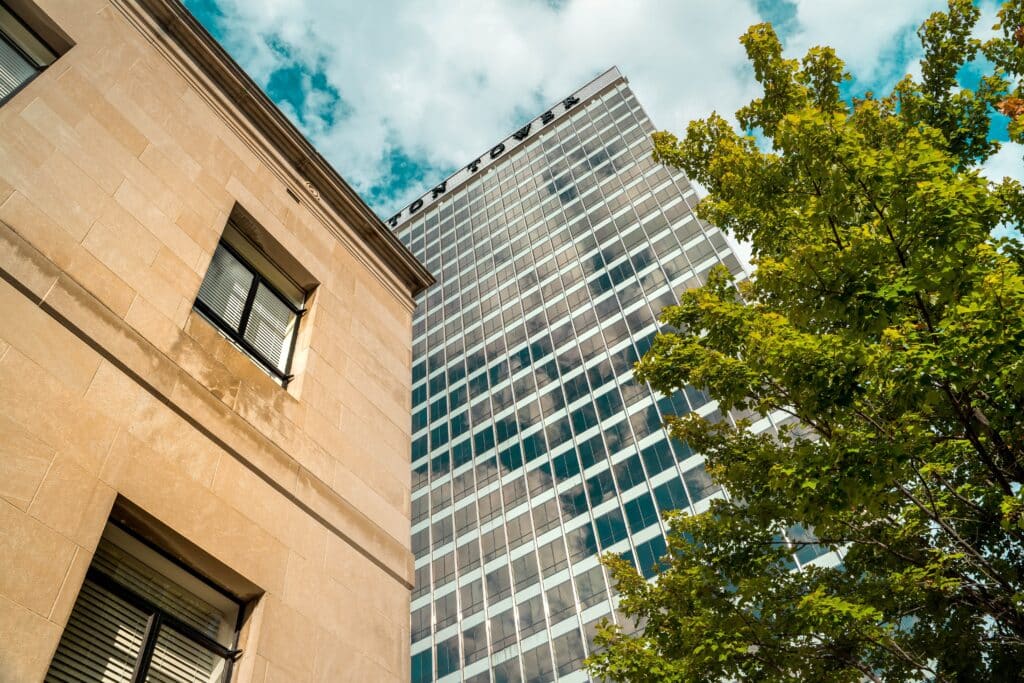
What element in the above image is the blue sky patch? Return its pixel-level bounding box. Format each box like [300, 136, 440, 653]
[182, 0, 227, 43]
[753, 0, 798, 37]
[181, 0, 1020, 218]
[363, 148, 438, 218]
[265, 61, 348, 130]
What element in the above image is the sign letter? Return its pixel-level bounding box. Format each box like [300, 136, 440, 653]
[540, 110, 555, 125]
[431, 181, 447, 199]
[388, 214, 401, 227]
[467, 158, 482, 173]
[512, 123, 532, 141]
[489, 143, 506, 159]
[409, 198, 423, 214]
[563, 95, 580, 110]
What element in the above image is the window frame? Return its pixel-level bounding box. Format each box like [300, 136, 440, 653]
[82, 567, 242, 682]
[47, 522, 245, 683]
[0, 0, 58, 106]
[193, 238, 306, 386]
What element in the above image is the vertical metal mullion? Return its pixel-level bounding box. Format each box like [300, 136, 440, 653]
[281, 308, 304, 386]
[221, 601, 247, 683]
[235, 271, 261, 338]
[221, 653, 235, 683]
[131, 611, 163, 683]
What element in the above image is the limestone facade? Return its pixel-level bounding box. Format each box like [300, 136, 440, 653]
[0, 0, 432, 680]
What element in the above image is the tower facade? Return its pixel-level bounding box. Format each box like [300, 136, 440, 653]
[396, 68, 750, 682]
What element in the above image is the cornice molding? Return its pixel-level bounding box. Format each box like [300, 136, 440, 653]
[112, 0, 434, 301]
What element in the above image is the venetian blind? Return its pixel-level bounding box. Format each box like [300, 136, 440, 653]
[242, 282, 296, 371]
[45, 579, 147, 683]
[145, 628, 224, 683]
[45, 536, 231, 683]
[195, 242, 299, 375]
[0, 34, 35, 100]
[196, 245, 252, 332]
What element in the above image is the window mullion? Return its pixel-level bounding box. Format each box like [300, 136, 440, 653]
[281, 306, 304, 382]
[221, 606, 247, 683]
[131, 611, 162, 683]
[235, 270, 261, 336]
[89, 567, 238, 660]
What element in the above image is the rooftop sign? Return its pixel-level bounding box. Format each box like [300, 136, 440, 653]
[390, 67, 624, 229]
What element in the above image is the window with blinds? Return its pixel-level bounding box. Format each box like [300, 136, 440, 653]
[194, 223, 305, 385]
[46, 525, 242, 683]
[0, 3, 57, 103]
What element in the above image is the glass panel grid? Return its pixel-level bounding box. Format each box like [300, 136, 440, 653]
[400, 80, 754, 681]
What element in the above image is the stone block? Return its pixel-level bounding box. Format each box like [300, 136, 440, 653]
[28, 453, 101, 540]
[257, 595, 317, 680]
[0, 276, 100, 397]
[0, 500, 77, 617]
[0, 594, 63, 683]
[0, 413, 55, 511]
[0, 348, 118, 476]
[0, 192, 137, 318]
[47, 545, 92, 626]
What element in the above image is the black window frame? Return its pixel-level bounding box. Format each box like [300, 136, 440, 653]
[193, 238, 306, 387]
[48, 521, 245, 683]
[80, 569, 243, 683]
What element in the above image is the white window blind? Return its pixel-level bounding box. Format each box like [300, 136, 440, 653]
[194, 238, 303, 380]
[0, 35, 35, 100]
[145, 628, 223, 683]
[90, 540, 227, 644]
[242, 282, 296, 371]
[45, 580, 148, 683]
[196, 246, 253, 332]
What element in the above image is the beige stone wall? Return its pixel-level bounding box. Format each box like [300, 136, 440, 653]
[0, 1, 421, 681]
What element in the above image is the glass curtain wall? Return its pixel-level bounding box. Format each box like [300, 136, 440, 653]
[397, 77, 829, 683]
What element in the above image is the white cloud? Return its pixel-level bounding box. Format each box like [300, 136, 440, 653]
[208, 0, 766, 215]
[983, 143, 1024, 241]
[783, 0, 943, 85]
[974, 0, 1005, 42]
[205, 0, 1021, 229]
[980, 142, 1024, 184]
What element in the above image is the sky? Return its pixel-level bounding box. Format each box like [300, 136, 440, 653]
[182, 0, 1022, 223]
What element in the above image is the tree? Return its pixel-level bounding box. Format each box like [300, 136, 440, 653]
[585, 1, 1024, 681]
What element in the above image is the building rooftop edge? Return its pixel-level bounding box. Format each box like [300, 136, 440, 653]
[131, 0, 435, 297]
[391, 66, 627, 230]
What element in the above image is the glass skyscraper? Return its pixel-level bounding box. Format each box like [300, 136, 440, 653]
[395, 67, 755, 683]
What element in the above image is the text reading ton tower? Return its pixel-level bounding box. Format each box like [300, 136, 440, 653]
[395, 67, 826, 682]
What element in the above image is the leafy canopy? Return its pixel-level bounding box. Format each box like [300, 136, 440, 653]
[586, 2, 1024, 681]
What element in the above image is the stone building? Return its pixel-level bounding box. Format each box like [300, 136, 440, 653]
[0, 0, 432, 681]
